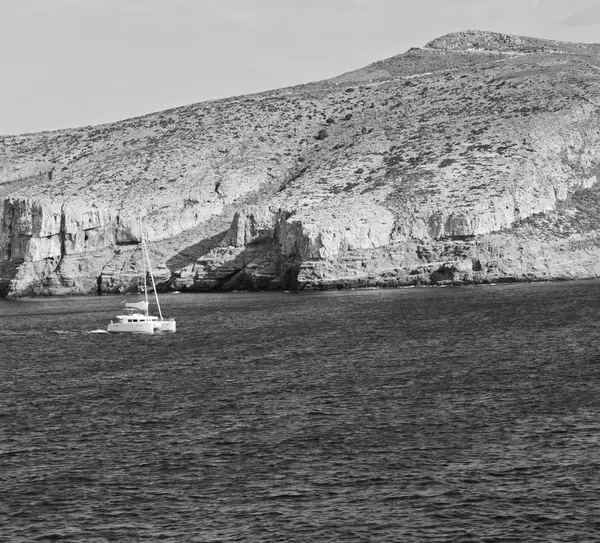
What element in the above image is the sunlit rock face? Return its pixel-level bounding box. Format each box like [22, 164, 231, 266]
[2, 29, 600, 296]
[278, 204, 395, 260]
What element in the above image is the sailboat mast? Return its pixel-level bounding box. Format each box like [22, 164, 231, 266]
[144, 243, 164, 320]
[139, 214, 149, 316]
[139, 213, 164, 320]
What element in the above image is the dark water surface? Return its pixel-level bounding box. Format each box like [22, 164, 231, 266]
[2, 282, 600, 542]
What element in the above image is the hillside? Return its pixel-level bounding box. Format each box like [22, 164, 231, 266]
[2, 29, 600, 296]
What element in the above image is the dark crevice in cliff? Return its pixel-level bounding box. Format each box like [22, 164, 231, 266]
[6, 219, 12, 261]
[281, 261, 301, 290]
[116, 240, 140, 246]
[54, 203, 67, 273]
[440, 234, 476, 241]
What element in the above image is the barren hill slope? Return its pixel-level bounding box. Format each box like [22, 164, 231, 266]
[2, 29, 600, 296]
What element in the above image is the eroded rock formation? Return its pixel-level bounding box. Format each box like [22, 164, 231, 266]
[2, 30, 600, 296]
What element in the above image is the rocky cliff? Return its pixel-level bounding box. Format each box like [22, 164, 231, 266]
[2, 29, 600, 296]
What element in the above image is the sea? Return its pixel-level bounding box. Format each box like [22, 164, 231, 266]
[2, 280, 600, 542]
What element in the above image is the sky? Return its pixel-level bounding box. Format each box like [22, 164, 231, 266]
[1, 0, 599, 135]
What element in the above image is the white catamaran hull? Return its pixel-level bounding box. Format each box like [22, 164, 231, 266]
[107, 321, 155, 334]
[155, 320, 176, 333]
[107, 319, 176, 334]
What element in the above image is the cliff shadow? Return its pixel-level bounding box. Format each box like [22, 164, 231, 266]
[165, 230, 228, 272]
[172, 238, 294, 292]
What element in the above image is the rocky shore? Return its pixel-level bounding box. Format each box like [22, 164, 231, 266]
[2, 30, 600, 296]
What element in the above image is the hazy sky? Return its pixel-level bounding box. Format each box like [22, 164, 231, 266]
[1, 0, 599, 135]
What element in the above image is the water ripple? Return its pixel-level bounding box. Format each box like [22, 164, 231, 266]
[2, 283, 600, 541]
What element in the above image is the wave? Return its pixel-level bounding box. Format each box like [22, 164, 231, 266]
[1, 330, 44, 337]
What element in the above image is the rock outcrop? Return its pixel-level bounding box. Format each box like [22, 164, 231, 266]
[2, 29, 600, 296]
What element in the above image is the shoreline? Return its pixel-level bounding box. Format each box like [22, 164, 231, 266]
[3, 274, 598, 299]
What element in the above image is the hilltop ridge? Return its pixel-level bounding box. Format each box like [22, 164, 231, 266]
[425, 29, 600, 53]
[1, 30, 600, 296]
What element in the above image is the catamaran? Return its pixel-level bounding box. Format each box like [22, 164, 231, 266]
[107, 216, 176, 334]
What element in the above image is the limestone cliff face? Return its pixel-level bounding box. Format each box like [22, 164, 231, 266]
[1, 198, 130, 295]
[2, 29, 600, 296]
